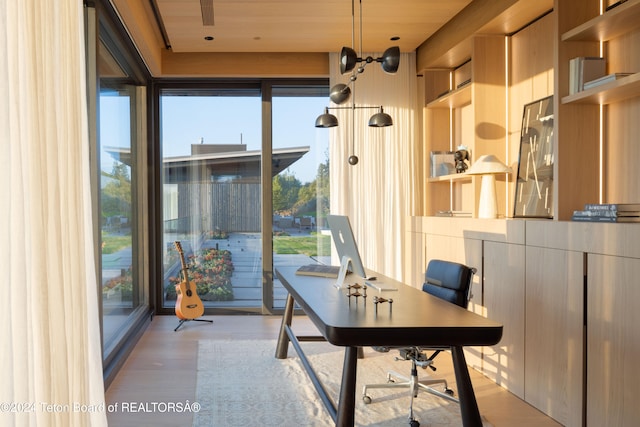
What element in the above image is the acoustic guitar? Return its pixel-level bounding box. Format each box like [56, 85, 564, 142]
[173, 241, 205, 320]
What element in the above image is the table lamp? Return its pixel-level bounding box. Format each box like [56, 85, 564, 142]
[465, 154, 511, 219]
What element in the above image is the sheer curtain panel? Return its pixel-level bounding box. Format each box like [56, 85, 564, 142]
[0, 1, 107, 425]
[329, 52, 421, 281]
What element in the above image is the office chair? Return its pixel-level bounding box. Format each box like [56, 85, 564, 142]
[362, 259, 476, 427]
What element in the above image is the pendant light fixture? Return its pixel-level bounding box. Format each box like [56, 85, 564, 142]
[315, 0, 400, 165]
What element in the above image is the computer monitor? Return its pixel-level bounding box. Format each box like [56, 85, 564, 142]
[326, 214, 369, 279]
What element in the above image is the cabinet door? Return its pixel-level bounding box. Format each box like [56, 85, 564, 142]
[587, 254, 640, 426]
[525, 246, 584, 426]
[483, 241, 525, 398]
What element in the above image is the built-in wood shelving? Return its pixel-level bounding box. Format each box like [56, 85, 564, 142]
[561, 72, 640, 104]
[427, 173, 473, 183]
[561, 0, 640, 42]
[426, 84, 472, 109]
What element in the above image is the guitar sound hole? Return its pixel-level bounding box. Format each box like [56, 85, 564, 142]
[186, 289, 193, 297]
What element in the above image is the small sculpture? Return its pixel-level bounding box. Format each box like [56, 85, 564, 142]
[454, 149, 469, 173]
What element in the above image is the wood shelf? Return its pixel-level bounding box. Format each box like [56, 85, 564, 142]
[561, 0, 640, 42]
[427, 173, 473, 183]
[426, 84, 472, 109]
[561, 72, 640, 104]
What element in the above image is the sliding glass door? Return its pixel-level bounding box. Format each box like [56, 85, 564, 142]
[270, 87, 331, 309]
[158, 82, 328, 313]
[160, 87, 264, 312]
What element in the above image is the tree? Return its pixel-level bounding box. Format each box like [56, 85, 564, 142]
[292, 152, 330, 217]
[272, 172, 301, 213]
[102, 161, 132, 219]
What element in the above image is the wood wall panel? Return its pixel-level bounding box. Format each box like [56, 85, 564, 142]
[587, 254, 640, 426]
[509, 14, 555, 217]
[524, 246, 584, 426]
[483, 240, 525, 398]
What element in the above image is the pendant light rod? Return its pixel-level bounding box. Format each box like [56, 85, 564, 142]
[316, 0, 399, 165]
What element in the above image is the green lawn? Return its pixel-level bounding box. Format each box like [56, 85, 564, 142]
[101, 233, 132, 254]
[103, 231, 330, 257]
[273, 234, 331, 256]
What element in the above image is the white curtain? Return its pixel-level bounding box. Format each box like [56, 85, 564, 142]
[329, 52, 421, 281]
[0, 1, 107, 426]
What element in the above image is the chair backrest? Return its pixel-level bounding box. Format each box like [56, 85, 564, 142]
[422, 259, 476, 308]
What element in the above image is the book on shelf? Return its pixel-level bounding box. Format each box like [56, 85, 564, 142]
[583, 203, 640, 212]
[569, 57, 606, 94]
[572, 203, 640, 222]
[436, 210, 472, 218]
[572, 213, 617, 222]
[572, 212, 640, 223]
[583, 73, 633, 90]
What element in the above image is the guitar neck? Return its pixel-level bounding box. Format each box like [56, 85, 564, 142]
[174, 241, 192, 291]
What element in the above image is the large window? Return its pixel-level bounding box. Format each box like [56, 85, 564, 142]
[99, 77, 144, 351]
[158, 82, 328, 313]
[90, 1, 152, 380]
[271, 87, 331, 309]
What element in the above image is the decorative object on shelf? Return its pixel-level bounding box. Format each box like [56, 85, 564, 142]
[454, 147, 470, 173]
[514, 95, 554, 218]
[430, 151, 455, 177]
[465, 154, 511, 219]
[314, 0, 399, 166]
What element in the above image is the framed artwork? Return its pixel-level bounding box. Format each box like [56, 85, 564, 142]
[514, 95, 554, 218]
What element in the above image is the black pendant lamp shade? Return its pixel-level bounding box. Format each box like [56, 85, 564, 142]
[368, 107, 393, 127]
[315, 108, 339, 128]
[340, 46, 400, 75]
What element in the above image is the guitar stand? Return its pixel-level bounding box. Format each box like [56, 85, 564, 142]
[174, 318, 213, 332]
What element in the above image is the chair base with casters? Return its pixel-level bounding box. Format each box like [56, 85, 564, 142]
[361, 259, 476, 427]
[362, 347, 458, 427]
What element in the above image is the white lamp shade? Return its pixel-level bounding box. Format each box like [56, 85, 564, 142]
[465, 154, 511, 175]
[465, 154, 511, 219]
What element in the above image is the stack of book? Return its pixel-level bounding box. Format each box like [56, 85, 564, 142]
[569, 57, 606, 94]
[572, 203, 640, 223]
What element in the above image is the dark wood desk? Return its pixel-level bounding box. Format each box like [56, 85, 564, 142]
[275, 266, 503, 427]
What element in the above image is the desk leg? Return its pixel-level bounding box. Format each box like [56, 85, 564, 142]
[336, 346, 358, 427]
[451, 346, 482, 427]
[275, 293, 295, 359]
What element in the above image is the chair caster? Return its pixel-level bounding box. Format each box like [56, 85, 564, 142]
[409, 419, 420, 427]
[363, 395, 372, 404]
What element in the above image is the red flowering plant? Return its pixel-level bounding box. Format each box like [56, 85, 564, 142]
[167, 247, 234, 301]
[103, 267, 133, 301]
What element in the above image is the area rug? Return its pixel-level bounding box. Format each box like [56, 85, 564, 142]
[193, 339, 492, 427]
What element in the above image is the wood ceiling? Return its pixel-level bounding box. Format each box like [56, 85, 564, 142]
[152, 0, 474, 54]
[111, 0, 553, 77]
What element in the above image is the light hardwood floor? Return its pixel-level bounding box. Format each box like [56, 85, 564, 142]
[106, 315, 562, 427]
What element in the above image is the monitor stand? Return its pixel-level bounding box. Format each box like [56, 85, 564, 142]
[334, 255, 353, 289]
